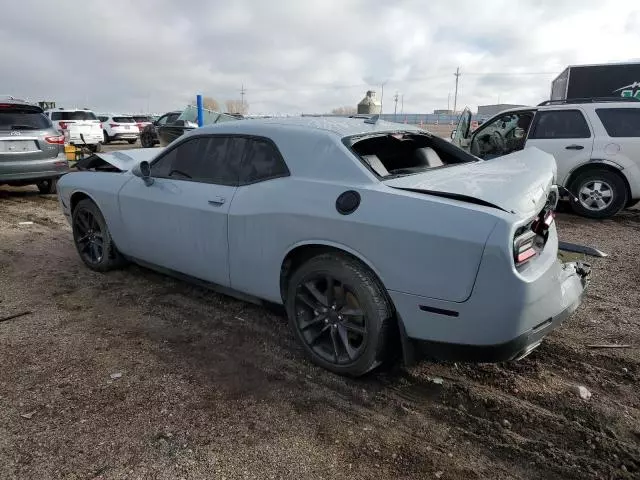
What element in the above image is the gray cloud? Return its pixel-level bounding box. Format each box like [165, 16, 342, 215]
[2, 0, 639, 114]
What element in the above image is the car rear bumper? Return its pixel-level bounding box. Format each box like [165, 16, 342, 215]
[66, 132, 102, 145]
[110, 132, 139, 140]
[390, 260, 590, 363]
[411, 268, 588, 362]
[0, 153, 70, 183]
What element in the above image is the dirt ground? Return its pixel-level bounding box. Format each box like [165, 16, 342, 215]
[0, 156, 638, 479]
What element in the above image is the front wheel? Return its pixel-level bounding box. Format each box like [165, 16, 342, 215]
[569, 169, 628, 219]
[102, 131, 110, 144]
[37, 178, 57, 194]
[72, 199, 127, 272]
[286, 253, 393, 376]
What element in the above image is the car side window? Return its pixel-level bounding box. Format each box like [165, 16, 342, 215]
[155, 114, 171, 126]
[529, 110, 591, 139]
[239, 138, 289, 184]
[150, 136, 244, 185]
[595, 108, 640, 137]
[51, 112, 61, 121]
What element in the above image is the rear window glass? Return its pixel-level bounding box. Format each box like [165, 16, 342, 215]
[0, 110, 52, 130]
[132, 116, 151, 122]
[51, 111, 97, 121]
[595, 108, 640, 137]
[112, 117, 135, 123]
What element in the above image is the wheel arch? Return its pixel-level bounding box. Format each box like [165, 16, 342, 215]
[563, 161, 631, 202]
[69, 190, 98, 214]
[279, 241, 386, 303]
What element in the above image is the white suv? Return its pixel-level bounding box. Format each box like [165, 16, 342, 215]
[44, 108, 103, 152]
[452, 98, 640, 218]
[98, 114, 140, 145]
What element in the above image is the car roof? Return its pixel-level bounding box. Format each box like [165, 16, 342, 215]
[196, 116, 423, 138]
[1, 98, 44, 112]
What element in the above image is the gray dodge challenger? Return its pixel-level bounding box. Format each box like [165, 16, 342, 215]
[57, 116, 590, 376]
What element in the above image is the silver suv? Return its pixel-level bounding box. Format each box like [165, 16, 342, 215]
[0, 97, 69, 194]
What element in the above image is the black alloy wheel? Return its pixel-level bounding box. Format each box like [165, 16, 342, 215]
[74, 207, 105, 266]
[294, 274, 368, 365]
[286, 253, 393, 376]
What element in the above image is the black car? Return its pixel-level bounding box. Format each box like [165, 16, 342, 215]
[140, 110, 182, 148]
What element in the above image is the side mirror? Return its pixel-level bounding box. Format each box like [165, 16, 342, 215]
[450, 129, 457, 139]
[132, 160, 154, 186]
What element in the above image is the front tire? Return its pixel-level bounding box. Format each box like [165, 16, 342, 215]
[286, 253, 393, 377]
[37, 178, 57, 194]
[569, 169, 627, 219]
[72, 199, 126, 272]
[102, 131, 110, 144]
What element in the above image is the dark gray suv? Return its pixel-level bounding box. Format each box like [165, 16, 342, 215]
[0, 97, 69, 194]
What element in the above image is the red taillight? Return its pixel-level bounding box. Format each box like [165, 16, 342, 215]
[58, 121, 69, 130]
[109, 123, 118, 128]
[513, 230, 538, 267]
[45, 134, 65, 145]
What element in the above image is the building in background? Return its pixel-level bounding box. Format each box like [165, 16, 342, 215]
[357, 90, 382, 114]
[477, 104, 527, 118]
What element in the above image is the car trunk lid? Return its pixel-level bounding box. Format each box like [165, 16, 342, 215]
[383, 147, 557, 218]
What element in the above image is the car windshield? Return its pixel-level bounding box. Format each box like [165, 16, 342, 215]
[113, 117, 136, 123]
[132, 116, 151, 122]
[52, 111, 97, 121]
[0, 109, 51, 130]
[348, 131, 477, 178]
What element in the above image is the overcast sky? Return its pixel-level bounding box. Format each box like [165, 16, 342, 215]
[3, 0, 639, 115]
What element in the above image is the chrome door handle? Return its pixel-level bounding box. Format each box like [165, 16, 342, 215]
[565, 144, 584, 150]
[208, 196, 226, 206]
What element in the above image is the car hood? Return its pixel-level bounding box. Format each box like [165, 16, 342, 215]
[76, 148, 164, 172]
[384, 147, 557, 218]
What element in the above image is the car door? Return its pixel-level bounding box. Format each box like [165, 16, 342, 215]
[525, 109, 594, 182]
[450, 108, 472, 149]
[117, 135, 246, 286]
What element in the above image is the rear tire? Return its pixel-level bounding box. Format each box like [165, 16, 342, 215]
[102, 131, 110, 145]
[72, 199, 127, 272]
[37, 178, 57, 194]
[127, 139, 137, 145]
[569, 169, 627, 219]
[88, 143, 102, 153]
[285, 253, 393, 377]
[140, 132, 152, 148]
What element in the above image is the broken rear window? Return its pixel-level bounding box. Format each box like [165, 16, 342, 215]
[346, 132, 477, 178]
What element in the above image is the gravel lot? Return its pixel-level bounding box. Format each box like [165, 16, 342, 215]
[0, 146, 638, 479]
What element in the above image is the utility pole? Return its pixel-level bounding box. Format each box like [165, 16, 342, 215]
[453, 67, 461, 114]
[393, 91, 399, 119]
[447, 92, 451, 112]
[380, 82, 386, 115]
[400, 94, 404, 115]
[240, 83, 246, 111]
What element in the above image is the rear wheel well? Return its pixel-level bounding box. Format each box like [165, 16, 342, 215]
[564, 163, 631, 201]
[70, 192, 92, 213]
[279, 244, 404, 365]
